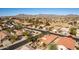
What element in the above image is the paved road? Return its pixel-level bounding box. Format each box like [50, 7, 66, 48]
[25, 27, 79, 41]
[15, 43, 34, 50]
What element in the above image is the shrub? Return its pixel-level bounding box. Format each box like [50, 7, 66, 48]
[48, 44, 57, 50]
[69, 27, 77, 36]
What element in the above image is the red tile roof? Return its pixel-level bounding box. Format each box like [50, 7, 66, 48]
[14, 20, 21, 24]
[14, 30, 23, 36]
[56, 37, 75, 50]
[41, 34, 57, 44]
[0, 31, 7, 40]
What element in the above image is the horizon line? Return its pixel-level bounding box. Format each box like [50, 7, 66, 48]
[0, 14, 79, 17]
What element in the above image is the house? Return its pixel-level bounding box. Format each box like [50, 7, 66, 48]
[77, 20, 79, 24]
[21, 36, 28, 40]
[38, 33, 76, 50]
[59, 28, 70, 36]
[44, 26, 51, 31]
[0, 26, 2, 31]
[2, 39, 12, 47]
[76, 29, 79, 38]
[39, 25, 45, 29]
[22, 22, 32, 26]
[14, 30, 23, 36]
[5, 24, 14, 28]
[57, 45, 68, 50]
[0, 31, 7, 41]
[30, 31, 41, 36]
[40, 34, 58, 44]
[14, 19, 22, 24]
[0, 31, 7, 46]
[0, 31, 12, 47]
[55, 37, 75, 50]
[52, 29, 58, 33]
[10, 32, 15, 36]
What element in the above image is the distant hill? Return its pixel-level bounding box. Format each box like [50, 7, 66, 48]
[0, 14, 79, 21]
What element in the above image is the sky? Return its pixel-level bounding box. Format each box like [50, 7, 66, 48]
[0, 8, 79, 16]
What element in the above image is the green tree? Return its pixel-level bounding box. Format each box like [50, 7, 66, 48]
[0, 20, 3, 25]
[9, 35, 18, 43]
[15, 23, 23, 30]
[23, 31, 30, 36]
[69, 27, 77, 36]
[5, 28, 12, 33]
[48, 44, 57, 50]
[45, 21, 50, 26]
